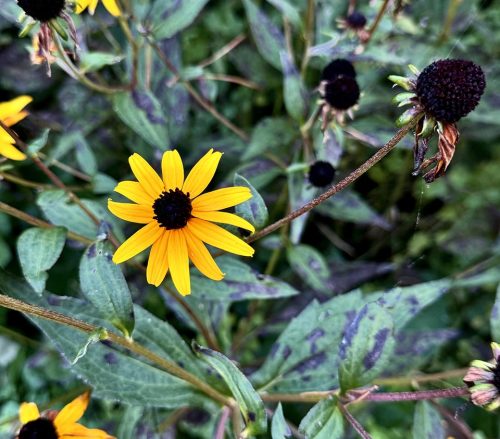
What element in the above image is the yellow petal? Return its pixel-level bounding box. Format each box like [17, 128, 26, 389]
[161, 150, 184, 191]
[168, 229, 190, 295]
[182, 149, 222, 199]
[54, 392, 90, 429]
[0, 140, 26, 160]
[186, 218, 254, 257]
[183, 228, 224, 281]
[114, 181, 154, 205]
[102, 0, 121, 16]
[3, 110, 28, 127]
[128, 153, 164, 200]
[58, 422, 115, 438]
[113, 222, 163, 264]
[75, 0, 91, 13]
[192, 210, 255, 232]
[191, 187, 252, 212]
[19, 402, 40, 424]
[146, 230, 170, 286]
[108, 200, 154, 224]
[89, 0, 99, 14]
[0, 96, 32, 121]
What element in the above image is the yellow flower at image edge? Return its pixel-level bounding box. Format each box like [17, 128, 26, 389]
[0, 96, 32, 161]
[76, 0, 121, 17]
[18, 391, 114, 438]
[108, 149, 255, 296]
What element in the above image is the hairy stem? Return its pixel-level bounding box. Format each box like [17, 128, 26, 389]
[0, 294, 232, 406]
[248, 117, 421, 244]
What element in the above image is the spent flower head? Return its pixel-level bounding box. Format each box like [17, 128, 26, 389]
[17, 391, 114, 438]
[108, 149, 255, 296]
[17, 0, 78, 76]
[464, 342, 500, 411]
[308, 160, 336, 187]
[389, 59, 486, 182]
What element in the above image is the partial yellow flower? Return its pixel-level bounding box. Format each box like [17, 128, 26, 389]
[108, 149, 255, 296]
[76, 0, 121, 17]
[0, 96, 32, 161]
[18, 391, 114, 438]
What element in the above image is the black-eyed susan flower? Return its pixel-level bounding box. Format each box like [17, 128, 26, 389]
[389, 59, 486, 182]
[108, 149, 255, 296]
[0, 96, 32, 161]
[308, 160, 336, 187]
[76, 0, 121, 16]
[17, 0, 78, 75]
[464, 342, 500, 411]
[318, 59, 360, 128]
[17, 391, 114, 438]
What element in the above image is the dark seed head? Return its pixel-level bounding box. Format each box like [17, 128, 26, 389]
[19, 418, 58, 439]
[153, 189, 192, 229]
[346, 11, 367, 29]
[493, 364, 500, 392]
[17, 0, 66, 22]
[321, 59, 356, 81]
[324, 76, 360, 110]
[416, 59, 486, 123]
[309, 161, 336, 187]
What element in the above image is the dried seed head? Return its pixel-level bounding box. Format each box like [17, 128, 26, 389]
[321, 58, 357, 81]
[346, 11, 367, 29]
[324, 76, 360, 110]
[416, 59, 486, 123]
[309, 161, 336, 187]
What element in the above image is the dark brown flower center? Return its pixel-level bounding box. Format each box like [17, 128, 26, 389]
[153, 189, 192, 229]
[321, 59, 357, 81]
[324, 76, 360, 110]
[18, 0, 65, 22]
[19, 418, 58, 439]
[346, 11, 367, 29]
[309, 161, 336, 187]
[493, 364, 500, 391]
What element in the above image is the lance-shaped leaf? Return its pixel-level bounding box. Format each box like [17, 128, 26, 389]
[112, 91, 169, 148]
[150, 0, 210, 40]
[242, 0, 287, 70]
[287, 244, 330, 291]
[299, 397, 344, 439]
[79, 240, 135, 337]
[338, 302, 395, 392]
[193, 343, 267, 435]
[17, 227, 66, 294]
[412, 401, 444, 439]
[234, 174, 268, 229]
[280, 51, 308, 122]
[271, 403, 292, 439]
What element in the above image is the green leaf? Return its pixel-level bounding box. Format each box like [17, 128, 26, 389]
[234, 174, 268, 229]
[412, 401, 444, 439]
[193, 343, 267, 435]
[190, 256, 298, 302]
[252, 291, 363, 393]
[112, 91, 169, 148]
[27, 129, 50, 155]
[271, 403, 292, 439]
[79, 240, 135, 337]
[17, 227, 66, 294]
[0, 271, 205, 408]
[287, 244, 330, 291]
[74, 133, 98, 176]
[151, 0, 210, 40]
[242, 0, 287, 70]
[338, 302, 395, 392]
[280, 51, 308, 122]
[298, 398, 344, 439]
[267, 0, 301, 27]
[243, 117, 295, 160]
[36, 189, 120, 240]
[316, 190, 391, 230]
[92, 173, 118, 194]
[491, 284, 500, 341]
[79, 52, 124, 73]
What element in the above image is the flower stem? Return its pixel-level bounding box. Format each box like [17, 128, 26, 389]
[364, 0, 390, 45]
[301, 0, 316, 76]
[338, 403, 372, 439]
[0, 293, 233, 407]
[248, 116, 422, 244]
